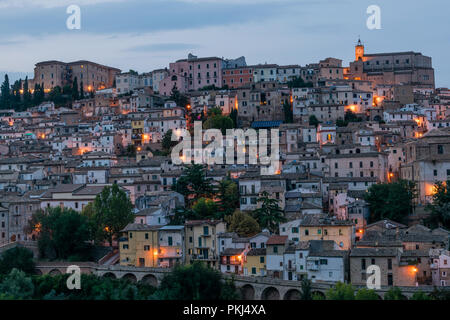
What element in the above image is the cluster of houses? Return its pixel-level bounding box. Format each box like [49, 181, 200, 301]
[0, 39, 449, 288]
[118, 215, 450, 288]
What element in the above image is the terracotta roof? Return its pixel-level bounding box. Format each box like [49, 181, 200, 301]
[266, 235, 288, 245]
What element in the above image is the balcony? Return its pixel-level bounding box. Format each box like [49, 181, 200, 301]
[286, 265, 296, 272]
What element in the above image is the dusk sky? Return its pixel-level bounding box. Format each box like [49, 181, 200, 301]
[0, 0, 448, 87]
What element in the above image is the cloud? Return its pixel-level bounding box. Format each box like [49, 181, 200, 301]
[0, 0, 125, 9]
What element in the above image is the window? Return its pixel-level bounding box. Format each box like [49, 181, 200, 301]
[145, 233, 149, 239]
[144, 245, 150, 251]
[260, 257, 265, 263]
[304, 229, 309, 236]
[371, 258, 375, 265]
[388, 258, 392, 270]
[438, 145, 444, 154]
[273, 246, 278, 253]
[361, 259, 366, 270]
[252, 267, 256, 274]
[388, 274, 393, 286]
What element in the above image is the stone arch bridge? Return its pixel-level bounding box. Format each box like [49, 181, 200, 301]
[35, 263, 435, 300]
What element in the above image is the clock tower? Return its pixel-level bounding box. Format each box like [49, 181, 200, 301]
[355, 38, 364, 61]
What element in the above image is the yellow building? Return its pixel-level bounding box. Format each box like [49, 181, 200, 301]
[299, 215, 354, 250]
[119, 223, 160, 267]
[185, 220, 226, 269]
[243, 248, 266, 276]
[131, 118, 145, 146]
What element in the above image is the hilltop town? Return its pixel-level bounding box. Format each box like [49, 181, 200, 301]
[0, 39, 449, 299]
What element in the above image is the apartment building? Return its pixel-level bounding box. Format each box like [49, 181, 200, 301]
[184, 220, 226, 269]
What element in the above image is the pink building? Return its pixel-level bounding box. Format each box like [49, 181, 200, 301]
[159, 54, 223, 96]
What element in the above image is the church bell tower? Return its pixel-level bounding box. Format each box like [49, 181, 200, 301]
[355, 38, 364, 61]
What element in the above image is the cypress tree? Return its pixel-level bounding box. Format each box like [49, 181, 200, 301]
[72, 77, 79, 100]
[0, 74, 11, 109]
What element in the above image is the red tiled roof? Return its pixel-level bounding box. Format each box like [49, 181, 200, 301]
[266, 235, 288, 245]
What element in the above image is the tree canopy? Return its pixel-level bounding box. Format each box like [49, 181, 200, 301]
[155, 262, 238, 300]
[252, 191, 286, 233]
[425, 180, 450, 229]
[0, 247, 35, 275]
[27, 207, 91, 260]
[225, 210, 261, 237]
[90, 184, 134, 246]
[172, 164, 215, 206]
[364, 180, 416, 224]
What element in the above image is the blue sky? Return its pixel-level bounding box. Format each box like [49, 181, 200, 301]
[0, 0, 448, 86]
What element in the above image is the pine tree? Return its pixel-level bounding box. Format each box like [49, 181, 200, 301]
[72, 77, 79, 100]
[80, 81, 85, 99]
[23, 76, 32, 109]
[11, 79, 22, 110]
[0, 74, 11, 109]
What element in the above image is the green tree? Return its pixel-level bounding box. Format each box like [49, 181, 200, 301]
[300, 277, 313, 300]
[384, 287, 406, 300]
[33, 83, 44, 106]
[287, 76, 313, 89]
[170, 86, 189, 107]
[23, 76, 32, 109]
[410, 290, 432, 300]
[203, 109, 234, 134]
[155, 262, 238, 300]
[364, 180, 416, 223]
[425, 180, 450, 229]
[49, 86, 68, 106]
[225, 210, 261, 237]
[11, 79, 22, 110]
[309, 115, 319, 128]
[355, 288, 379, 300]
[191, 198, 219, 219]
[91, 184, 134, 246]
[283, 101, 293, 123]
[0, 74, 11, 109]
[27, 207, 91, 260]
[229, 108, 238, 128]
[344, 110, 362, 123]
[173, 164, 214, 206]
[80, 81, 85, 99]
[326, 282, 355, 300]
[0, 247, 35, 275]
[216, 178, 239, 217]
[0, 269, 34, 299]
[162, 129, 177, 153]
[429, 287, 450, 300]
[72, 77, 79, 100]
[252, 191, 286, 233]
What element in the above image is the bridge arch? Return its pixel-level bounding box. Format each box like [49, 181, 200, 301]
[102, 272, 116, 279]
[141, 274, 158, 287]
[240, 284, 255, 300]
[49, 269, 62, 276]
[284, 289, 301, 300]
[311, 290, 326, 300]
[261, 287, 280, 300]
[121, 273, 137, 283]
